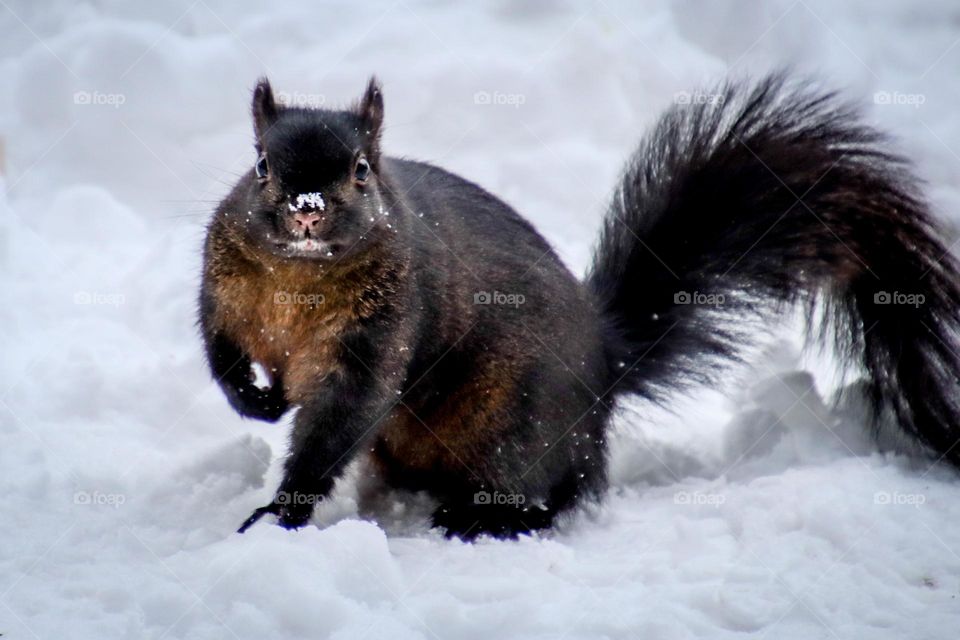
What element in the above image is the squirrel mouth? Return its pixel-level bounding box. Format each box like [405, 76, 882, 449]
[277, 238, 338, 258]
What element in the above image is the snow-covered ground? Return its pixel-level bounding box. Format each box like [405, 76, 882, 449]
[3, 1, 960, 637]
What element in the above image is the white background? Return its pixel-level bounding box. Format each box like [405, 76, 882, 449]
[2, 1, 960, 638]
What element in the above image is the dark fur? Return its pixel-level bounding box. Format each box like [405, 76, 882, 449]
[588, 75, 960, 465]
[200, 74, 960, 540]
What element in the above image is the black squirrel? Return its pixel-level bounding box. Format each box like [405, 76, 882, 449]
[199, 74, 960, 540]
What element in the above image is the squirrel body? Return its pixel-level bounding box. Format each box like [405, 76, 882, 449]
[200, 75, 960, 539]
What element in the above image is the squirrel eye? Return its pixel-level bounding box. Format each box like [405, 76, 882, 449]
[354, 156, 370, 183]
[255, 153, 268, 180]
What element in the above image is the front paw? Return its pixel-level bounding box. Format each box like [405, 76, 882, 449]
[223, 380, 289, 422]
[274, 491, 317, 529]
[276, 503, 312, 529]
[236, 496, 316, 533]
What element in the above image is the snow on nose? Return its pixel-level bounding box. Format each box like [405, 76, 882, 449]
[288, 191, 325, 212]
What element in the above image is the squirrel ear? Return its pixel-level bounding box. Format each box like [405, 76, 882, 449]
[252, 77, 278, 143]
[357, 76, 384, 156]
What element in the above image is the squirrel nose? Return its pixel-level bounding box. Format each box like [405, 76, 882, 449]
[291, 212, 321, 232]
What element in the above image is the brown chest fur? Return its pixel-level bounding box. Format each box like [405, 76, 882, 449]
[206, 226, 401, 403]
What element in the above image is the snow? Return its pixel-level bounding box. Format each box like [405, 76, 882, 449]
[3, 1, 960, 638]
[289, 192, 325, 212]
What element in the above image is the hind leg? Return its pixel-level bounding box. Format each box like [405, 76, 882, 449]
[430, 491, 562, 540]
[430, 445, 602, 541]
[376, 351, 611, 539]
[373, 430, 596, 540]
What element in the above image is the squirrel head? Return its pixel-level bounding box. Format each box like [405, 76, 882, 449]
[220, 76, 391, 262]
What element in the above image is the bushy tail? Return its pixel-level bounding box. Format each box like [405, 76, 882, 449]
[587, 73, 960, 467]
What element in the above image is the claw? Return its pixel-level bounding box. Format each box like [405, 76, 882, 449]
[237, 502, 281, 533]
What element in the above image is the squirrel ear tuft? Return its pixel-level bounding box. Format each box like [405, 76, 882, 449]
[252, 77, 278, 143]
[357, 76, 384, 155]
